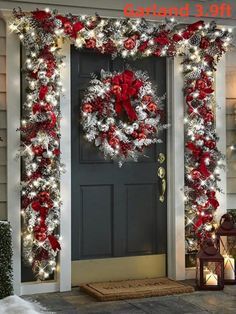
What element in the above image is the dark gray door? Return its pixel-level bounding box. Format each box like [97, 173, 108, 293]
[71, 48, 167, 263]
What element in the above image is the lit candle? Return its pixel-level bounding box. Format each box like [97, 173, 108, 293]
[206, 273, 218, 285]
[224, 256, 235, 280]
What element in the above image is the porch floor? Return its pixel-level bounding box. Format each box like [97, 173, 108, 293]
[23, 280, 236, 313]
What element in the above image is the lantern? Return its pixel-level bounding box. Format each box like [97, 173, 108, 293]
[216, 213, 236, 284]
[196, 239, 224, 290]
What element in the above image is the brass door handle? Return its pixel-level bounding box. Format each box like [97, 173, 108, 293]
[158, 167, 166, 203]
[159, 178, 166, 203]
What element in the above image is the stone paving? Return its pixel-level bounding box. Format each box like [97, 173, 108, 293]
[23, 282, 236, 314]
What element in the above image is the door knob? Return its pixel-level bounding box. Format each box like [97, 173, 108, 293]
[157, 166, 165, 179]
[157, 166, 166, 203]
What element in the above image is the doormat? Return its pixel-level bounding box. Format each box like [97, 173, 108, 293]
[80, 277, 194, 301]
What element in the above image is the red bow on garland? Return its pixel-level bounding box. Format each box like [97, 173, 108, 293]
[31, 191, 61, 251]
[111, 70, 143, 121]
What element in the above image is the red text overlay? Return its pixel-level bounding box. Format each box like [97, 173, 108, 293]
[124, 3, 232, 18]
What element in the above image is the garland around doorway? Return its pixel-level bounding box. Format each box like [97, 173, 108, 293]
[11, 8, 232, 279]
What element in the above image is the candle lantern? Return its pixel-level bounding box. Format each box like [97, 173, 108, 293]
[196, 239, 224, 290]
[216, 213, 236, 284]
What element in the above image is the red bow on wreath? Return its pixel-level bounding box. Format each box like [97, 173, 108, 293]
[111, 70, 143, 121]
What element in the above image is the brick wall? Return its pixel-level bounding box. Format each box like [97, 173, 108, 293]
[0, 17, 7, 220]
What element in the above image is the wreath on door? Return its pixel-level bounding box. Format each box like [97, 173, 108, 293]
[81, 69, 167, 165]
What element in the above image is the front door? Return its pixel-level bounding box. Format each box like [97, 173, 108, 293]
[71, 47, 167, 285]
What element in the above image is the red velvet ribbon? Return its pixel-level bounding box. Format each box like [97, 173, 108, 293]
[48, 235, 61, 251]
[111, 70, 143, 121]
[198, 152, 211, 178]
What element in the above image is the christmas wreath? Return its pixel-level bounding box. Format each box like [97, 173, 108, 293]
[81, 69, 166, 165]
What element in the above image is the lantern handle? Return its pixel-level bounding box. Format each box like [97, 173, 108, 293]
[219, 213, 235, 231]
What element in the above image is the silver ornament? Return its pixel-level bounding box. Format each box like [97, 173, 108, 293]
[196, 195, 208, 206]
[43, 151, 53, 158]
[196, 139, 204, 146]
[135, 106, 142, 112]
[132, 122, 139, 130]
[106, 117, 115, 125]
[99, 124, 109, 132]
[197, 130, 205, 135]
[125, 126, 134, 134]
[54, 19, 63, 28]
[41, 77, 50, 85]
[38, 70, 47, 80]
[189, 34, 201, 46]
[140, 34, 149, 41]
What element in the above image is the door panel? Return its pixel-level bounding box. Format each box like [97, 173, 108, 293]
[126, 184, 156, 255]
[80, 185, 113, 259]
[71, 48, 167, 273]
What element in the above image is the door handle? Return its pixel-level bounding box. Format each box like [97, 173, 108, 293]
[157, 167, 166, 203]
[159, 178, 166, 203]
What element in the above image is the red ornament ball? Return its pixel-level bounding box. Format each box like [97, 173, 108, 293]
[83, 103, 93, 113]
[204, 112, 214, 122]
[147, 102, 157, 112]
[112, 85, 122, 95]
[138, 133, 147, 140]
[205, 140, 216, 149]
[34, 225, 47, 242]
[142, 95, 152, 102]
[109, 137, 120, 148]
[191, 170, 201, 180]
[86, 38, 96, 49]
[38, 191, 50, 202]
[124, 38, 136, 50]
[32, 146, 44, 155]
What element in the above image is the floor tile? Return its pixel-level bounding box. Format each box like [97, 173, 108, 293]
[22, 284, 236, 314]
[128, 296, 207, 314]
[180, 291, 236, 313]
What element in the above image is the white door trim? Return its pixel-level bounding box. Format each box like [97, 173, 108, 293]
[167, 57, 185, 280]
[215, 55, 227, 220]
[59, 41, 72, 292]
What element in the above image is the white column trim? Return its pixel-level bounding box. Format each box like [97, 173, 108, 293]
[167, 57, 185, 280]
[59, 41, 72, 292]
[5, 16, 21, 295]
[21, 282, 59, 295]
[215, 55, 227, 220]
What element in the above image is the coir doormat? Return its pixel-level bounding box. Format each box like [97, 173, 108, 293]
[80, 277, 194, 301]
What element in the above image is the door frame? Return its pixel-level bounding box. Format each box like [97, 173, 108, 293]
[5, 23, 227, 295]
[60, 43, 187, 287]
